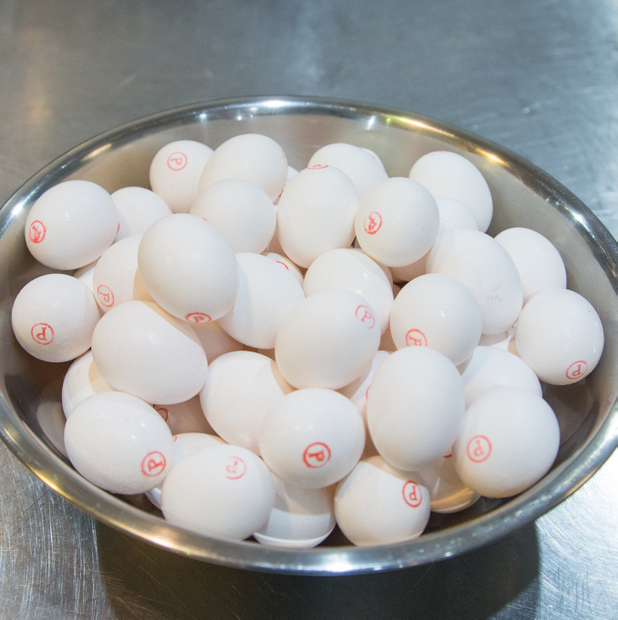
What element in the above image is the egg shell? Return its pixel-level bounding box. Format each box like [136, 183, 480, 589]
[161, 444, 276, 541]
[453, 388, 560, 498]
[197, 133, 287, 202]
[218, 253, 305, 349]
[149, 140, 213, 213]
[494, 227, 567, 304]
[90, 300, 208, 405]
[25, 180, 118, 270]
[276, 165, 359, 268]
[307, 143, 388, 197]
[435, 196, 479, 233]
[199, 351, 294, 454]
[389, 255, 428, 283]
[11, 274, 101, 363]
[303, 248, 394, 334]
[93, 234, 153, 312]
[415, 452, 480, 513]
[389, 273, 483, 366]
[427, 229, 523, 336]
[153, 395, 216, 435]
[275, 290, 381, 390]
[515, 288, 604, 385]
[62, 350, 116, 417]
[189, 319, 244, 362]
[254, 477, 336, 549]
[334, 456, 431, 546]
[366, 347, 466, 471]
[460, 346, 542, 407]
[264, 252, 304, 286]
[138, 214, 239, 323]
[354, 177, 439, 268]
[74, 261, 97, 293]
[112, 186, 173, 241]
[64, 391, 175, 494]
[190, 178, 276, 254]
[409, 151, 493, 232]
[259, 388, 366, 489]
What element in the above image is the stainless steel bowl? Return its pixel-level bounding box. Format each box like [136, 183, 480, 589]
[0, 96, 616, 575]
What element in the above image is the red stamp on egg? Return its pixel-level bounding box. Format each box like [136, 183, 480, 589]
[308, 164, 328, 170]
[167, 152, 188, 171]
[405, 329, 427, 347]
[185, 312, 212, 324]
[402, 481, 422, 508]
[355, 305, 375, 329]
[29, 220, 46, 244]
[96, 285, 115, 308]
[363, 212, 382, 235]
[155, 407, 169, 422]
[31, 323, 54, 345]
[566, 360, 587, 381]
[467, 435, 492, 463]
[225, 456, 247, 480]
[141, 451, 167, 477]
[303, 442, 331, 468]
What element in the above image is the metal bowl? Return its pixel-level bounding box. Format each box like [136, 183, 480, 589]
[0, 96, 616, 575]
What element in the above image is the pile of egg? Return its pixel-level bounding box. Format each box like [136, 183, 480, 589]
[11, 133, 605, 548]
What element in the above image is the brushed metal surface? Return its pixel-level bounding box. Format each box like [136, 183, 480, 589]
[0, 0, 616, 617]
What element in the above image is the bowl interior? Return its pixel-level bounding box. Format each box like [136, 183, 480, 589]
[0, 96, 616, 574]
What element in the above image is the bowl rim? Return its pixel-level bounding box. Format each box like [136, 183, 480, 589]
[0, 95, 616, 575]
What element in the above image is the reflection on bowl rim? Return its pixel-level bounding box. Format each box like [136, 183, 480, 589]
[0, 96, 616, 575]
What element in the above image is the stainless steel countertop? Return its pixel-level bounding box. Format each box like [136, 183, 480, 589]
[0, 1, 616, 618]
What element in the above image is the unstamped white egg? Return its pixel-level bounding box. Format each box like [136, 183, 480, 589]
[112, 186, 173, 241]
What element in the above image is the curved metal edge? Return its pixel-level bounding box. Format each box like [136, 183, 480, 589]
[0, 95, 616, 575]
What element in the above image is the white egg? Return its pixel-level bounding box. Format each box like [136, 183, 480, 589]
[217, 253, 305, 349]
[254, 477, 336, 549]
[453, 388, 560, 498]
[199, 351, 294, 454]
[275, 290, 381, 390]
[409, 151, 493, 232]
[494, 227, 567, 304]
[427, 229, 523, 335]
[460, 346, 542, 407]
[73, 261, 97, 293]
[91, 300, 208, 404]
[389, 273, 483, 366]
[92, 234, 153, 312]
[334, 456, 430, 546]
[153, 395, 216, 435]
[189, 319, 244, 362]
[190, 178, 276, 254]
[149, 140, 213, 213]
[197, 133, 287, 202]
[259, 388, 365, 489]
[276, 165, 359, 268]
[415, 451, 480, 513]
[112, 186, 173, 241]
[389, 255, 428, 283]
[25, 180, 118, 270]
[354, 177, 439, 267]
[303, 248, 394, 334]
[64, 391, 175, 494]
[515, 288, 604, 385]
[435, 196, 479, 233]
[366, 347, 465, 471]
[11, 274, 101, 363]
[62, 350, 116, 417]
[161, 444, 276, 541]
[307, 143, 388, 196]
[138, 214, 238, 323]
[264, 252, 304, 286]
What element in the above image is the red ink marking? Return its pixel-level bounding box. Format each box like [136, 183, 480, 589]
[116, 222, 120, 234]
[28, 220, 46, 244]
[282, 149, 288, 168]
[467, 436, 492, 463]
[225, 456, 247, 480]
[185, 312, 212, 324]
[443, 450, 453, 459]
[30, 323, 54, 345]
[167, 152, 188, 171]
[355, 305, 375, 329]
[276, 260, 290, 271]
[406, 329, 428, 347]
[402, 481, 422, 508]
[155, 407, 169, 422]
[303, 442, 331, 468]
[141, 451, 167, 477]
[363, 212, 382, 235]
[365, 384, 371, 399]
[566, 360, 587, 381]
[308, 164, 328, 170]
[96, 285, 115, 308]
[173, 435, 177, 442]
